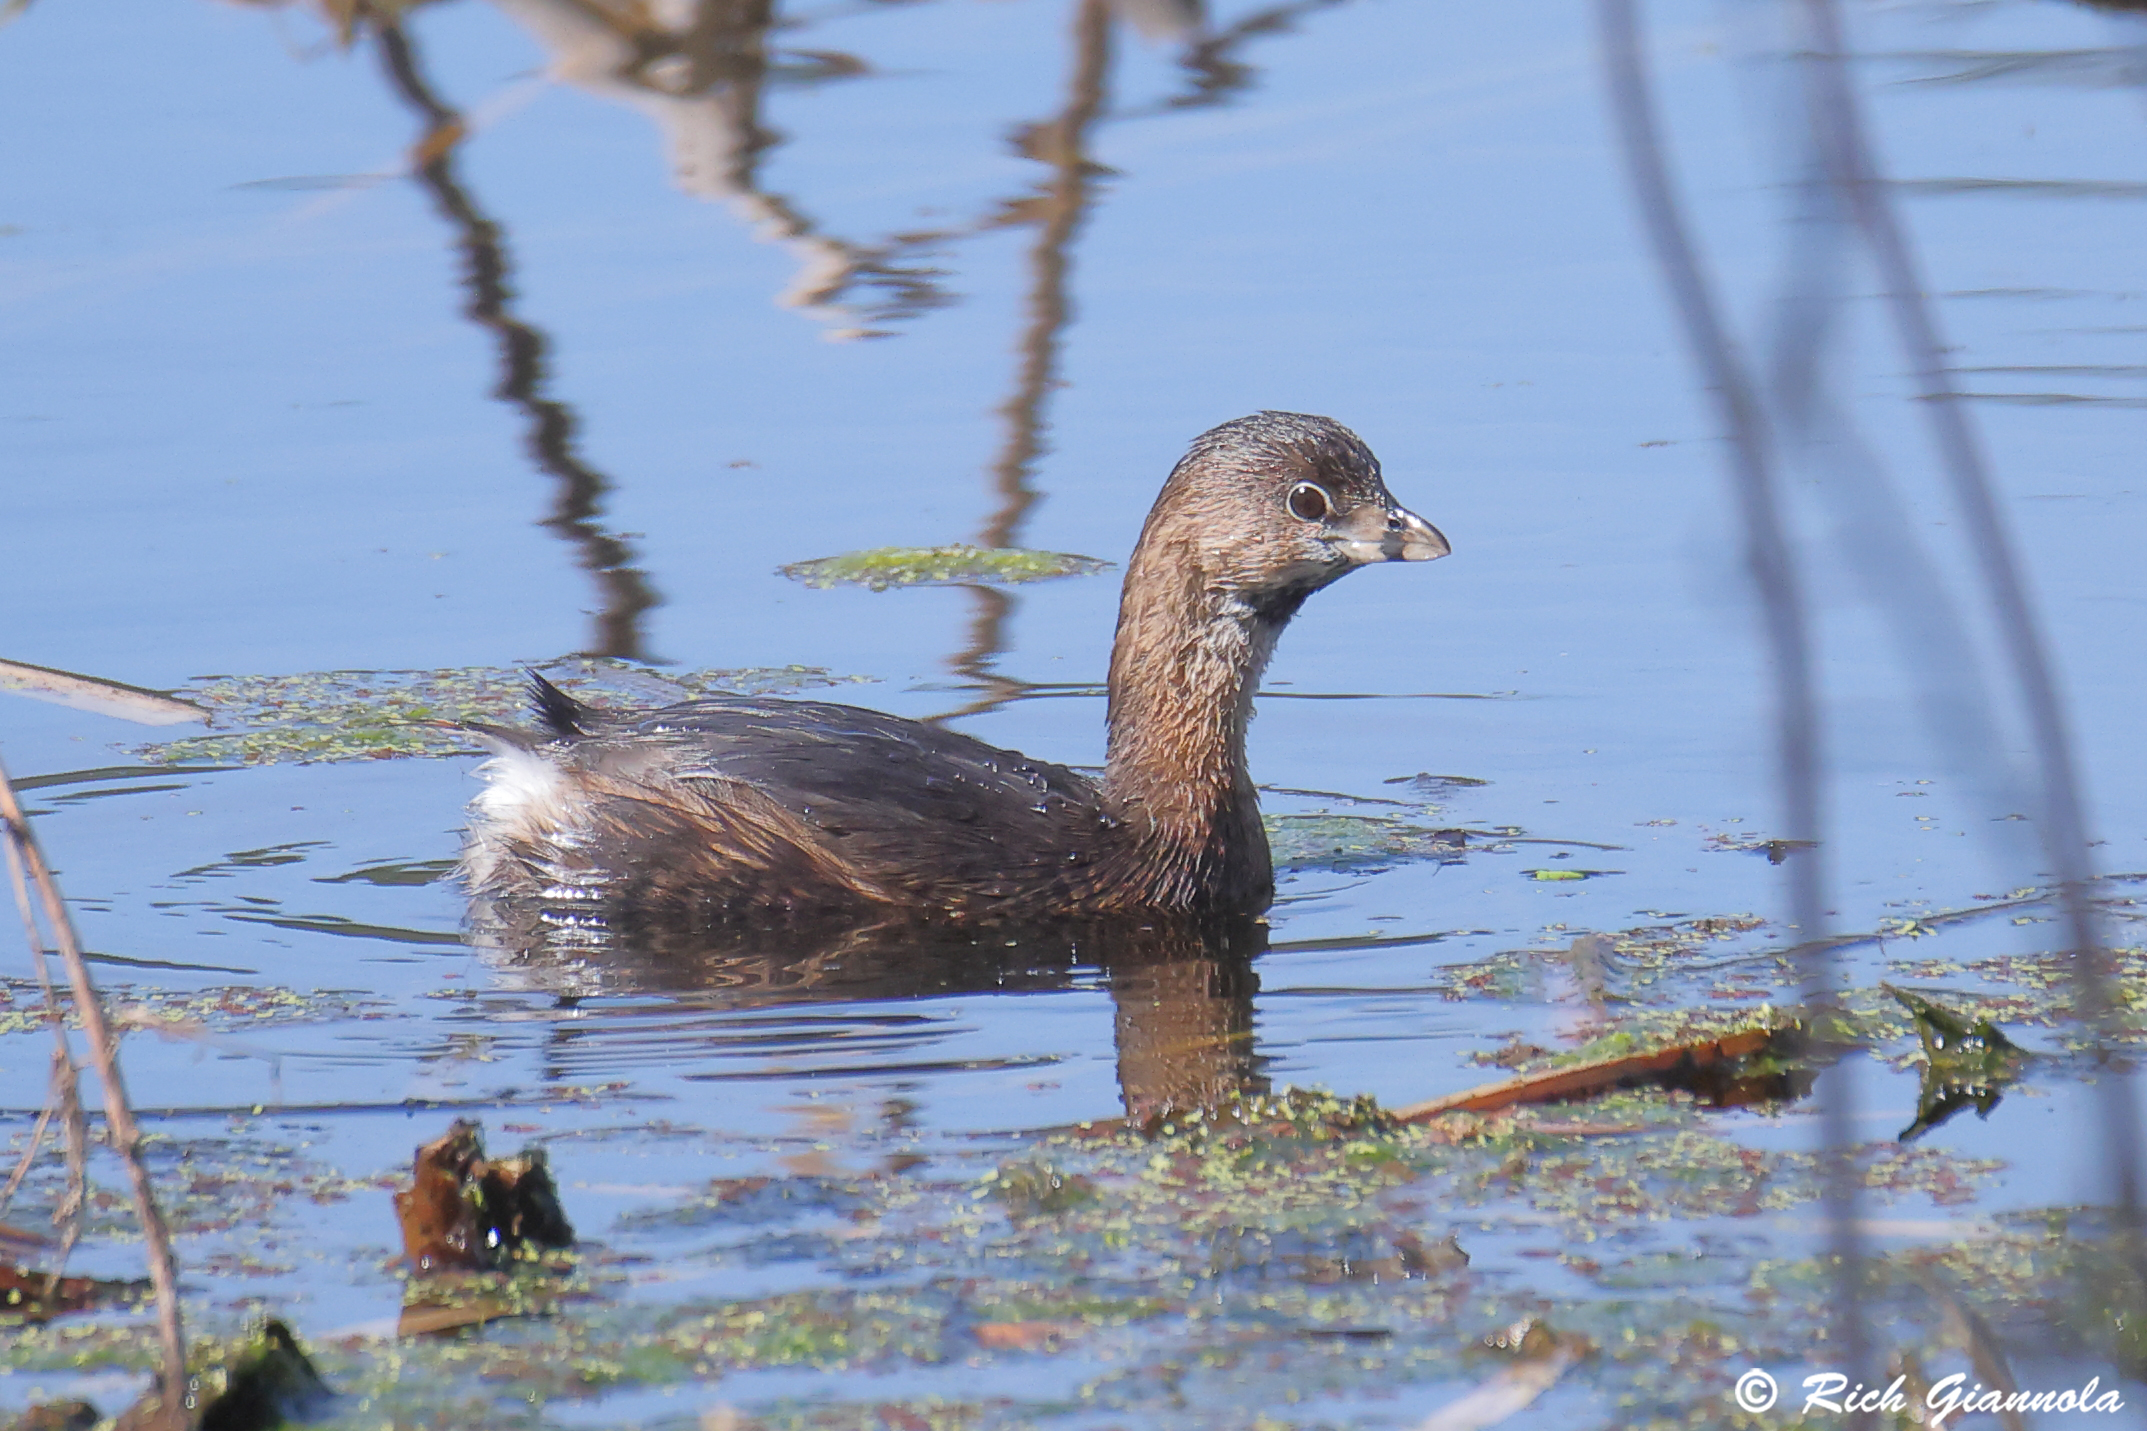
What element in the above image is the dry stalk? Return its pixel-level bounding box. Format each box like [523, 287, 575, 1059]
[0, 1098, 53, 1216]
[51, 1043, 89, 1266]
[0, 754, 188, 1421]
[0, 796, 91, 1255]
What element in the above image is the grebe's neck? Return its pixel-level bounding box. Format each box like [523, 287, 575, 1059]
[1100, 537, 1306, 908]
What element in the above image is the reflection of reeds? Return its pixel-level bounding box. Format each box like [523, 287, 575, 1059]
[250, 0, 1362, 677]
[942, 0, 1114, 720]
[0, 759, 187, 1424]
[490, 0, 953, 336]
[370, 10, 662, 660]
[1153, 0, 1346, 115]
[466, 0, 1361, 702]
[937, 0, 1367, 720]
[985, 0, 1115, 551]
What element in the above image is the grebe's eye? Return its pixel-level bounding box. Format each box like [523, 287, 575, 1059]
[1286, 482, 1331, 522]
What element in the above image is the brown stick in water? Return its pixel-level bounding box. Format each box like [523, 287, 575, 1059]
[0, 802, 90, 1261]
[0, 755, 188, 1422]
[1392, 1028, 1778, 1123]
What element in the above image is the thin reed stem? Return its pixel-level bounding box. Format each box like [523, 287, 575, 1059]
[1794, 0, 2141, 1227]
[1597, 0, 1867, 1393]
[0, 1100, 54, 1218]
[0, 756, 188, 1421]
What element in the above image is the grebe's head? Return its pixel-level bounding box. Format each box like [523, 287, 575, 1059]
[1135, 411, 1448, 619]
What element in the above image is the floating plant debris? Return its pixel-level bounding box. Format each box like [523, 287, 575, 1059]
[1419, 1318, 1590, 1431]
[6, 1403, 97, 1430]
[0, 1071, 2089, 1422]
[394, 1119, 575, 1274]
[1888, 984, 2030, 1142]
[0, 982, 386, 1041]
[1382, 771, 1492, 796]
[1395, 1023, 1809, 1120]
[94, 1319, 336, 1431]
[982, 1162, 1098, 1218]
[778, 544, 1111, 590]
[1263, 813, 1477, 872]
[1704, 828, 1820, 862]
[195, 1320, 335, 1431]
[133, 659, 870, 766]
[0, 1263, 147, 1326]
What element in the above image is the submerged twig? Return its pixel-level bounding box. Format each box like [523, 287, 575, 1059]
[0, 755, 187, 1421]
[1393, 1025, 1802, 1122]
[49, 1045, 90, 1270]
[1414, 1321, 1589, 1431]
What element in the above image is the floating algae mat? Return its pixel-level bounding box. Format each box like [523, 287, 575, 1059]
[1262, 813, 1482, 873]
[133, 660, 872, 766]
[778, 544, 1111, 591]
[0, 979, 387, 1040]
[3, 1090, 2132, 1429]
[4, 907, 2142, 1427]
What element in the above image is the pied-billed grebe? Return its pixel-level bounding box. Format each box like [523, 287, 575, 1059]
[462, 411, 1447, 925]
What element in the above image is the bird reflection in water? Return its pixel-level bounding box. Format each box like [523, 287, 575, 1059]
[475, 910, 1269, 1123]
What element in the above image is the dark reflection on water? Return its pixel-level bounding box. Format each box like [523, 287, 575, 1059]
[491, 0, 953, 330]
[373, 14, 661, 659]
[947, 0, 1116, 719]
[325, 0, 1377, 705]
[930, 0, 1372, 723]
[343, 0, 1361, 682]
[1153, 0, 1341, 112]
[488, 0, 946, 330]
[361, 0, 985, 658]
[477, 911, 1268, 1120]
[981, 0, 1114, 551]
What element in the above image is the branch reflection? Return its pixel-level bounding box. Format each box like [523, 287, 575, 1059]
[1153, 0, 1345, 115]
[354, 0, 1358, 675]
[937, 0, 1363, 723]
[945, 0, 1116, 720]
[486, 0, 950, 334]
[372, 12, 661, 658]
